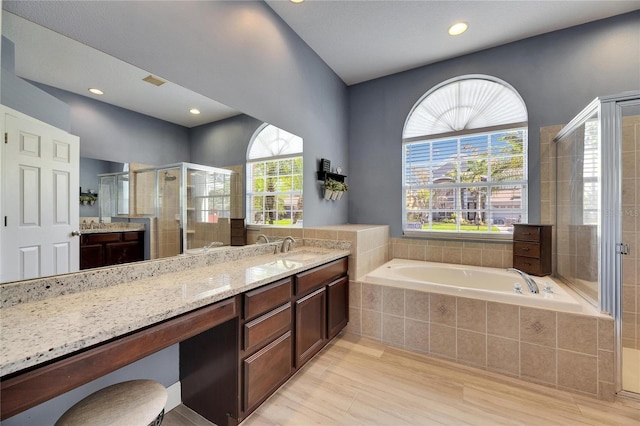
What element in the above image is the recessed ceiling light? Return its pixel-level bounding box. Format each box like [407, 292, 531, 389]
[448, 22, 468, 36]
[189, 108, 201, 115]
[290, 0, 304, 3]
[88, 88, 104, 95]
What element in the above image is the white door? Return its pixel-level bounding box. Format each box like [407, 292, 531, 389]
[1, 106, 80, 283]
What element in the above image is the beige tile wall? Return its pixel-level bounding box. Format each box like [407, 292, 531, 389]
[348, 282, 616, 400]
[389, 237, 513, 268]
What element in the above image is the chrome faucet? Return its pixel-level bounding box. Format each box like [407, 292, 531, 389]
[281, 236, 295, 253]
[256, 234, 270, 244]
[203, 241, 224, 252]
[507, 268, 539, 294]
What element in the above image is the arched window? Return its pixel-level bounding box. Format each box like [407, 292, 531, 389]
[402, 75, 528, 237]
[246, 124, 303, 226]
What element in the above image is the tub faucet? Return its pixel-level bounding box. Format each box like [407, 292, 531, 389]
[256, 234, 270, 244]
[507, 268, 539, 294]
[203, 241, 224, 252]
[281, 236, 295, 253]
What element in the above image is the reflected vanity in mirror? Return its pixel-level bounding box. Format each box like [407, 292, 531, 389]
[0, 10, 301, 283]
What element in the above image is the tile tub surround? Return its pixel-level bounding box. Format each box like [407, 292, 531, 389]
[0, 245, 350, 376]
[347, 281, 616, 400]
[389, 237, 513, 269]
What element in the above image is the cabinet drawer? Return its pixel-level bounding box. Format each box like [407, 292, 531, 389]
[243, 331, 292, 412]
[513, 256, 541, 275]
[122, 231, 143, 241]
[513, 225, 541, 242]
[82, 232, 121, 244]
[244, 304, 291, 353]
[244, 279, 292, 321]
[513, 242, 540, 258]
[295, 257, 348, 296]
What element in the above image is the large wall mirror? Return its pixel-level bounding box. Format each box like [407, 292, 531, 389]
[1, 10, 302, 284]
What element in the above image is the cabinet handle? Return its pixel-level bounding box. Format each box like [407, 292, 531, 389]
[523, 232, 531, 236]
[521, 247, 530, 251]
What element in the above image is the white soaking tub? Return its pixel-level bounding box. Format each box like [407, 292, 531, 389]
[363, 259, 582, 312]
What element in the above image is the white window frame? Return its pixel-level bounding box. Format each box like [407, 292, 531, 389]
[402, 75, 528, 240]
[246, 124, 303, 227]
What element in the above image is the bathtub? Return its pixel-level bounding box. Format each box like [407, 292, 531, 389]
[363, 259, 582, 312]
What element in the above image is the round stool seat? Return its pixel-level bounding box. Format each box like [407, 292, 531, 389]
[55, 379, 167, 426]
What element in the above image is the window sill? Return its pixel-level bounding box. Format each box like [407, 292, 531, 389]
[402, 230, 514, 243]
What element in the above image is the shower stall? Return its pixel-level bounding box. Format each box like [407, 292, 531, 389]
[132, 162, 239, 258]
[554, 90, 640, 396]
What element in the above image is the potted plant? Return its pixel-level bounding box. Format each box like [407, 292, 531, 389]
[323, 179, 339, 200]
[80, 195, 90, 205]
[336, 182, 348, 200]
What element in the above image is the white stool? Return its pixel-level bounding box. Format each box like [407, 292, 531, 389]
[55, 380, 167, 426]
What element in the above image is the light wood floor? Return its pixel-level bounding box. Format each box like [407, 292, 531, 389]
[164, 333, 640, 426]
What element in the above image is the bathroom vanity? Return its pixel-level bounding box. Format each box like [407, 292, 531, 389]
[80, 230, 145, 269]
[0, 246, 349, 424]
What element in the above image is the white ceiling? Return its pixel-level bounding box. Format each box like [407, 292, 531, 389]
[3, 2, 639, 125]
[266, 0, 640, 85]
[3, 12, 240, 128]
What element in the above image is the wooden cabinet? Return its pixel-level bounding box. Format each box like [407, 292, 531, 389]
[240, 278, 293, 419]
[237, 257, 349, 422]
[295, 287, 327, 367]
[327, 276, 349, 339]
[293, 257, 348, 368]
[513, 224, 552, 276]
[242, 331, 292, 413]
[80, 231, 144, 269]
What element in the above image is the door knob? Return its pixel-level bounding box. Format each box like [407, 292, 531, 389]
[71, 230, 82, 237]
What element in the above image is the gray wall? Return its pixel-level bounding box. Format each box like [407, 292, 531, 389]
[347, 11, 640, 237]
[4, 0, 350, 227]
[1, 36, 70, 130]
[190, 114, 263, 169]
[190, 113, 265, 217]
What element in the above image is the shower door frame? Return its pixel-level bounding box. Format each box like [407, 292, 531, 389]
[555, 90, 640, 396]
[613, 96, 640, 396]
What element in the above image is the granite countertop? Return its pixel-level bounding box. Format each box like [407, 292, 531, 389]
[79, 224, 146, 234]
[0, 247, 349, 376]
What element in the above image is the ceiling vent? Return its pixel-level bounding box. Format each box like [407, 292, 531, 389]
[142, 75, 166, 86]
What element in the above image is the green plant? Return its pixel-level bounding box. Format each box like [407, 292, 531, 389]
[324, 179, 340, 191]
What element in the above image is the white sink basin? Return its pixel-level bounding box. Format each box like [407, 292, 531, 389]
[278, 250, 326, 262]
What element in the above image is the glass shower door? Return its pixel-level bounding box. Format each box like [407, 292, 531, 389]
[620, 101, 640, 394]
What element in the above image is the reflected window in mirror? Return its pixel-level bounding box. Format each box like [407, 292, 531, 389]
[246, 124, 303, 226]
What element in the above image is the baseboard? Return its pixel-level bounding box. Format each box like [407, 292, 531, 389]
[165, 381, 181, 412]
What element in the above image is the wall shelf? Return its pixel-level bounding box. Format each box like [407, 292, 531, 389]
[316, 171, 346, 183]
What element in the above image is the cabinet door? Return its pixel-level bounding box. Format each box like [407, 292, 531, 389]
[295, 287, 326, 368]
[105, 241, 143, 265]
[243, 331, 292, 413]
[327, 276, 349, 339]
[80, 244, 104, 270]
